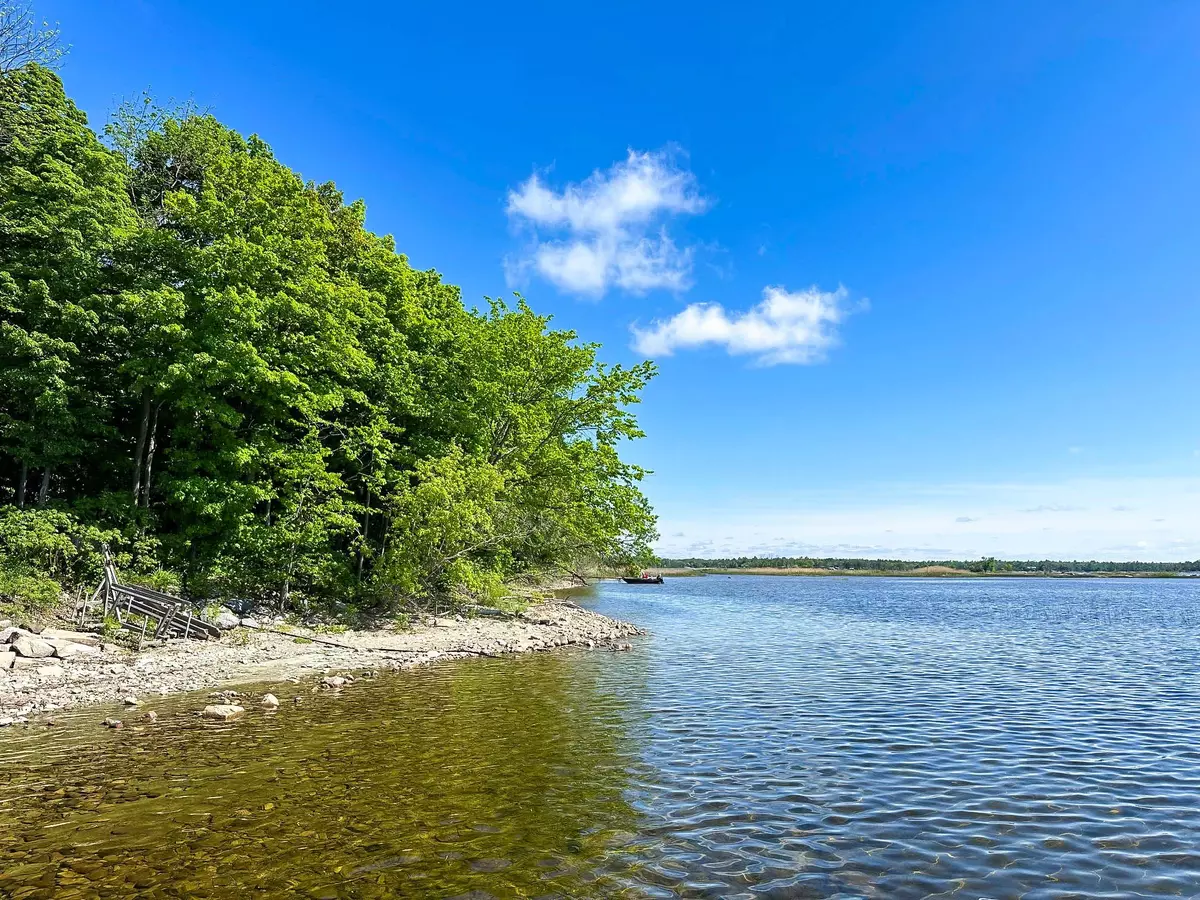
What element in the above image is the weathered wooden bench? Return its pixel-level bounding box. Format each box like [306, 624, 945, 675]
[78, 546, 220, 643]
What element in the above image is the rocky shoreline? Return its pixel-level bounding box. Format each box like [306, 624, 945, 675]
[0, 600, 642, 727]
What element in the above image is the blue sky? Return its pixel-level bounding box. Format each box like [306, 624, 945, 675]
[43, 0, 1200, 560]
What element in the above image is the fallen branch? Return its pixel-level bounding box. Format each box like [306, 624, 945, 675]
[255, 626, 414, 655]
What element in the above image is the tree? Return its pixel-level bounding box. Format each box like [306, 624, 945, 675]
[0, 65, 137, 508]
[0, 3, 64, 74]
[0, 68, 660, 615]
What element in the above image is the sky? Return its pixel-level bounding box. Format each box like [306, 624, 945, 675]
[39, 0, 1200, 561]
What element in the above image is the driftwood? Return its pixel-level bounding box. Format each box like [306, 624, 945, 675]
[78, 546, 220, 643]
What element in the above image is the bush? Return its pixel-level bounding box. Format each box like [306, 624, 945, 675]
[0, 507, 172, 591]
[0, 562, 62, 620]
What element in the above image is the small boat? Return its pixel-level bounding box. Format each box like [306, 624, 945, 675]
[622, 575, 664, 584]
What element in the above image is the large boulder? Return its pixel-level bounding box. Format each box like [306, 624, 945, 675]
[213, 609, 240, 630]
[0, 651, 14, 670]
[50, 640, 99, 659]
[40, 628, 102, 647]
[11, 635, 54, 659]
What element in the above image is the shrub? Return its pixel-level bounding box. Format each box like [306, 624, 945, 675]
[0, 562, 63, 620]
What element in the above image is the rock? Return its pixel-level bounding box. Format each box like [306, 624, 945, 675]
[12, 655, 47, 669]
[240, 617, 260, 629]
[122, 696, 141, 707]
[106, 663, 129, 675]
[102, 718, 123, 729]
[214, 609, 240, 630]
[0, 619, 10, 630]
[202, 704, 245, 721]
[433, 618, 455, 628]
[0, 651, 14, 670]
[261, 693, 280, 709]
[144, 711, 158, 723]
[51, 640, 99, 659]
[35, 664, 65, 678]
[321, 676, 348, 689]
[39, 628, 102, 647]
[11, 635, 54, 658]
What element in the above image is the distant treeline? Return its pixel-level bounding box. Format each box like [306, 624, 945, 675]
[657, 557, 1200, 574]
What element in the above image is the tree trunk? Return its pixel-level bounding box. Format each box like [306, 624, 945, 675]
[357, 490, 371, 583]
[140, 401, 161, 508]
[132, 389, 151, 504]
[280, 577, 290, 611]
[16, 460, 27, 508]
[36, 467, 50, 507]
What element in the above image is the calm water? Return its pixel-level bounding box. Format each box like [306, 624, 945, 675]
[3, 576, 1200, 898]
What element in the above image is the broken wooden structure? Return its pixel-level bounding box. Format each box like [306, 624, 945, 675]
[77, 546, 221, 643]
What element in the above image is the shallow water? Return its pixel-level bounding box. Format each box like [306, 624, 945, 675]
[3, 576, 1200, 898]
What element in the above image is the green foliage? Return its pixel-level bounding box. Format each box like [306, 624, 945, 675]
[0, 65, 657, 618]
[99, 615, 120, 640]
[0, 560, 59, 618]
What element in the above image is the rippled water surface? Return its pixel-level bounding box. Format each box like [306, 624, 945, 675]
[4, 576, 1200, 898]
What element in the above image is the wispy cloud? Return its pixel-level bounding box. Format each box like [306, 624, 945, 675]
[505, 148, 707, 296]
[652, 475, 1200, 561]
[955, 516, 979, 523]
[631, 285, 857, 365]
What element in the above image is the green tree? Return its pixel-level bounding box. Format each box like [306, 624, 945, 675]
[0, 64, 136, 507]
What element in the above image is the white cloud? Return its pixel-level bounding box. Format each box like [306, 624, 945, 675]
[505, 149, 707, 296]
[631, 285, 853, 365]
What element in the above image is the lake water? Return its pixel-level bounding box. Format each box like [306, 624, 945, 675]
[3, 575, 1200, 898]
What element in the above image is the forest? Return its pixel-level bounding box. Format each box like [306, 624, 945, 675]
[657, 557, 1199, 574]
[0, 28, 657, 618]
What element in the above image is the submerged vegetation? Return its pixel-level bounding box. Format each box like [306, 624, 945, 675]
[0, 55, 656, 617]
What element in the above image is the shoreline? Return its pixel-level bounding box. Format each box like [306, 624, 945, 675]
[0, 600, 641, 727]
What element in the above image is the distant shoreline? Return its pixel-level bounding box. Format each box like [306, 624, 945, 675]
[650, 567, 1195, 579]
